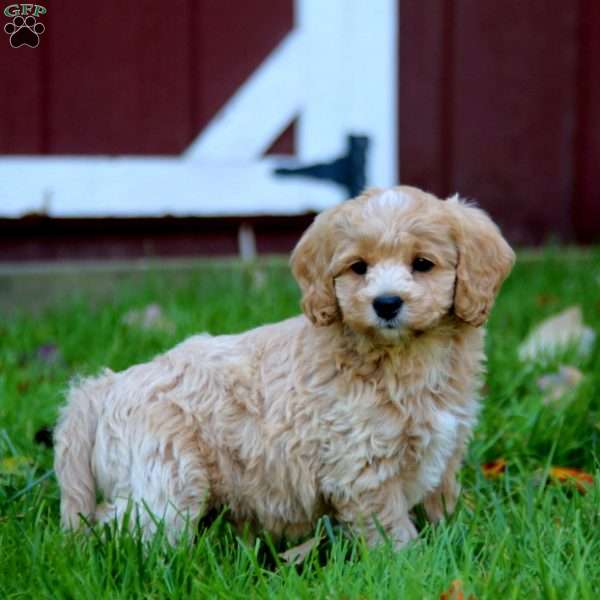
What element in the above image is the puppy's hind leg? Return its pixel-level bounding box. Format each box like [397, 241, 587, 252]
[97, 403, 212, 545]
[54, 373, 110, 529]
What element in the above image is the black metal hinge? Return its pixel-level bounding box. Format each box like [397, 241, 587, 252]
[274, 134, 369, 198]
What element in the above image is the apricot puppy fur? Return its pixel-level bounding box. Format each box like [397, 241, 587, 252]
[54, 186, 514, 548]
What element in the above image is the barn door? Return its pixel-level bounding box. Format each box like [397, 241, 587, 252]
[0, 0, 397, 219]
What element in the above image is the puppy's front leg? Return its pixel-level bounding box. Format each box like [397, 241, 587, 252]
[423, 473, 460, 524]
[334, 479, 417, 549]
[423, 439, 467, 523]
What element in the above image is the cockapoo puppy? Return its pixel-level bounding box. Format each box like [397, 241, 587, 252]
[55, 186, 514, 548]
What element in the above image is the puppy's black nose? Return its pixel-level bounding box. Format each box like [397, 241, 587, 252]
[373, 295, 403, 320]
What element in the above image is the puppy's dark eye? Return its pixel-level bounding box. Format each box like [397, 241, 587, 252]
[350, 260, 368, 275]
[412, 257, 434, 272]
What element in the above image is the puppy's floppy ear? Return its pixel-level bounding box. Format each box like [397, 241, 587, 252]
[290, 207, 340, 326]
[447, 195, 515, 327]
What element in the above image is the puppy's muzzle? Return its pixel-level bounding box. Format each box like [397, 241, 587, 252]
[373, 295, 403, 321]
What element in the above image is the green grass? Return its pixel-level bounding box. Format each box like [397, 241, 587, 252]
[1, 250, 600, 599]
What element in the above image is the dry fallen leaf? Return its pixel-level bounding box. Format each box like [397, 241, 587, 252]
[549, 466, 594, 494]
[36, 343, 64, 366]
[482, 458, 507, 479]
[518, 306, 596, 363]
[122, 304, 175, 333]
[18, 343, 66, 368]
[0, 456, 30, 475]
[279, 535, 321, 565]
[536, 365, 583, 405]
[439, 579, 476, 600]
[17, 380, 31, 393]
[535, 293, 559, 307]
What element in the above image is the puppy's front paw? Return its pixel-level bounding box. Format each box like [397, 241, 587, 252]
[357, 514, 418, 550]
[387, 518, 418, 550]
[423, 479, 460, 524]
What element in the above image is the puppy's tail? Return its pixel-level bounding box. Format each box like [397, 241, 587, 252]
[54, 372, 108, 529]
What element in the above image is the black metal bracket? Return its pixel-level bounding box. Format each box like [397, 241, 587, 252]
[273, 134, 369, 198]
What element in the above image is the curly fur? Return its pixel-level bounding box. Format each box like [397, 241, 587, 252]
[54, 186, 514, 548]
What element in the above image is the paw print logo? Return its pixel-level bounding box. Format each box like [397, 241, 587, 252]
[4, 15, 45, 48]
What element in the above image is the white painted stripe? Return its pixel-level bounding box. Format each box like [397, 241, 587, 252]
[295, 0, 397, 187]
[0, 157, 344, 218]
[343, 0, 398, 188]
[295, 0, 347, 163]
[183, 32, 304, 161]
[184, 0, 398, 187]
[0, 1, 398, 218]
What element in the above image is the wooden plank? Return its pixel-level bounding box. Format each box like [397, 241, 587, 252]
[399, 0, 449, 196]
[46, 0, 191, 154]
[0, 8, 45, 153]
[450, 0, 578, 244]
[192, 0, 293, 136]
[0, 215, 315, 261]
[574, 0, 600, 242]
[0, 157, 344, 217]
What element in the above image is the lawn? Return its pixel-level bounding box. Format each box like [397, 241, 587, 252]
[1, 249, 599, 599]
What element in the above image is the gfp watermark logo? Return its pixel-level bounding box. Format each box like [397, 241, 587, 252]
[3, 3, 46, 48]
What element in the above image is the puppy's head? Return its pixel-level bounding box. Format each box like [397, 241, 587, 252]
[291, 186, 514, 341]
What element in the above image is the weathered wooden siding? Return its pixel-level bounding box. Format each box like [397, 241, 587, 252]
[1, 0, 599, 261]
[400, 0, 599, 244]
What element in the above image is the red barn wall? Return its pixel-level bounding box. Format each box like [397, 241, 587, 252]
[1, 0, 599, 260]
[0, 0, 293, 155]
[400, 0, 600, 245]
